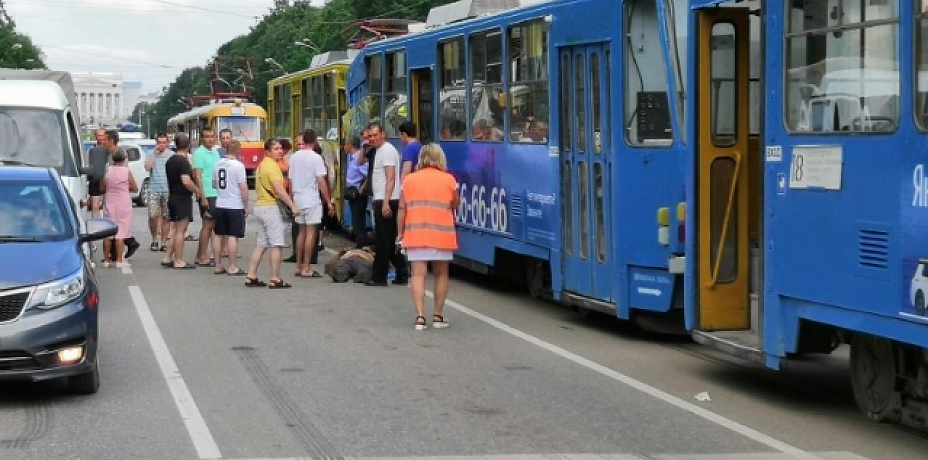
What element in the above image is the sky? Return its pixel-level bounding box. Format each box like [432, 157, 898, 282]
[6, 0, 324, 93]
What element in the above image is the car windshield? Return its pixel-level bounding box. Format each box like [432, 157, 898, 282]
[0, 181, 71, 241]
[0, 108, 66, 169]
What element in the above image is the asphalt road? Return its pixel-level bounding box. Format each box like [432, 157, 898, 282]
[1, 205, 926, 460]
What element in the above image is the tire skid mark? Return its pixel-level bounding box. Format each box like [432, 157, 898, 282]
[233, 346, 342, 459]
[0, 399, 50, 449]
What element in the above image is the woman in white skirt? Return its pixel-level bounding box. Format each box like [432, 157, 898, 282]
[396, 144, 460, 330]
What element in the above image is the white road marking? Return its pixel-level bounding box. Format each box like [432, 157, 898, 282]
[129, 286, 222, 459]
[426, 291, 820, 460]
[225, 452, 869, 460]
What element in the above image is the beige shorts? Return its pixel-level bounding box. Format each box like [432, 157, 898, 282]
[295, 205, 323, 225]
[254, 205, 286, 247]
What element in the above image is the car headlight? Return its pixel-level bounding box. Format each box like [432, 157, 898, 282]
[27, 269, 85, 310]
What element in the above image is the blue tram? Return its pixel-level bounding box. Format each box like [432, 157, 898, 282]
[683, 0, 928, 428]
[346, 0, 688, 324]
[344, 0, 928, 427]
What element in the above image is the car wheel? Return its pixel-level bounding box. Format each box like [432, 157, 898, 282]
[68, 359, 100, 395]
[135, 179, 149, 207]
[917, 290, 926, 315]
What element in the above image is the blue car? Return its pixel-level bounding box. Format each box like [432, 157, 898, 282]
[0, 166, 116, 394]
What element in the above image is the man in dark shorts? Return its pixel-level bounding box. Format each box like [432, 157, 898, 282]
[211, 140, 248, 276]
[86, 128, 110, 218]
[161, 133, 202, 269]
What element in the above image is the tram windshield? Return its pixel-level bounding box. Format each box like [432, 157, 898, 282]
[216, 116, 265, 142]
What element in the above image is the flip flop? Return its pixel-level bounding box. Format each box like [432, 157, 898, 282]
[214, 268, 227, 275]
[160, 261, 173, 267]
[185, 235, 198, 241]
[173, 264, 196, 270]
[297, 271, 323, 278]
[227, 269, 246, 276]
[197, 261, 216, 267]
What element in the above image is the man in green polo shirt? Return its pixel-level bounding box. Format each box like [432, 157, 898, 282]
[193, 127, 222, 266]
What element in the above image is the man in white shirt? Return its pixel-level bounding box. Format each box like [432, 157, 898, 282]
[289, 129, 334, 278]
[211, 139, 248, 276]
[365, 122, 408, 287]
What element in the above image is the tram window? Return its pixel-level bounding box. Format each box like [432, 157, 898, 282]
[624, 0, 673, 147]
[917, 4, 928, 131]
[579, 161, 590, 259]
[575, 53, 587, 153]
[711, 23, 738, 147]
[559, 53, 572, 153]
[385, 51, 408, 138]
[562, 159, 573, 256]
[275, 83, 291, 139]
[594, 162, 606, 262]
[439, 38, 466, 141]
[508, 20, 549, 143]
[323, 73, 338, 140]
[470, 30, 504, 142]
[785, 0, 899, 134]
[302, 78, 313, 132]
[364, 55, 384, 128]
[710, 157, 738, 283]
[591, 52, 603, 154]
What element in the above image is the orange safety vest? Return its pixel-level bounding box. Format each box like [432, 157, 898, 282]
[401, 168, 458, 250]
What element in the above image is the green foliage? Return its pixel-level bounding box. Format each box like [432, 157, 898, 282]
[147, 0, 451, 136]
[0, 22, 46, 70]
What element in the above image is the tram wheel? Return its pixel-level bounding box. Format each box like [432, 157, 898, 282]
[916, 290, 926, 315]
[850, 334, 900, 423]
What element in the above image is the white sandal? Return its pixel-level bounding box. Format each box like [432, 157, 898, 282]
[432, 315, 449, 329]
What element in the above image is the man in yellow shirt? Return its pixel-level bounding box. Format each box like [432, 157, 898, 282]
[245, 139, 299, 288]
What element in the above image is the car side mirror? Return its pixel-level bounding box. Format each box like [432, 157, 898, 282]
[80, 217, 118, 243]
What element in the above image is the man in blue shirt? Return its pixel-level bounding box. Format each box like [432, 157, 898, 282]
[344, 136, 369, 247]
[398, 121, 421, 183]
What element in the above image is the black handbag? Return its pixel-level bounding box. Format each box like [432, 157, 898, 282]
[345, 185, 360, 201]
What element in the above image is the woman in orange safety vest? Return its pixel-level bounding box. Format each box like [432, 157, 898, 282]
[396, 143, 460, 331]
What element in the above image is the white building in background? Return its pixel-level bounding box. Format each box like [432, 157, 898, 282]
[71, 72, 142, 127]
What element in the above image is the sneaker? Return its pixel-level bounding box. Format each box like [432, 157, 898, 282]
[115, 261, 131, 268]
[125, 238, 141, 259]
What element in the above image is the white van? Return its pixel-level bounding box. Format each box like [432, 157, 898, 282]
[0, 71, 87, 216]
[116, 141, 152, 206]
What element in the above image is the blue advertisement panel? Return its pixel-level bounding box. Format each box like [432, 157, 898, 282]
[446, 142, 558, 251]
[628, 266, 675, 312]
[902, 159, 928, 321]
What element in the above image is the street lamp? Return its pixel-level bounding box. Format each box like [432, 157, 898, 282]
[264, 57, 284, 70]
[294, 39, 319, 52]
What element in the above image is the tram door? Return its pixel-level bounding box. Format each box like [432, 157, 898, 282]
[696, 9, 751, 330]
[560, 43, 614, 301]
[410, 68, 433, 142]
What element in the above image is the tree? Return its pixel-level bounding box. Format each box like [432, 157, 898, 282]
[153, 0, 454, 133]
[0, 3, 46, 70]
